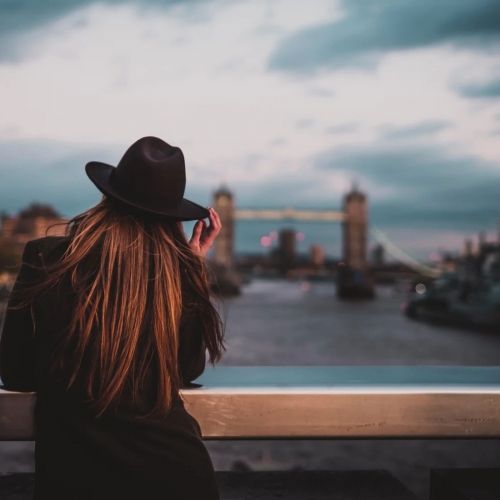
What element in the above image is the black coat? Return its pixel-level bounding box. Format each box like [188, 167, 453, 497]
[0, 236, 219, 500]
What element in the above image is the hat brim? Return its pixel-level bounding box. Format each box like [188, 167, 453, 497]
[85, 162, 210, 221]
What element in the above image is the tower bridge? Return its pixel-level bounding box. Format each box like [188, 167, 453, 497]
[211, 186, 441, 298]
[212, 185, 367, 274]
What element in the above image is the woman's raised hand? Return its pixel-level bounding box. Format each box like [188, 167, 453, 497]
[188, 207, 222, 258]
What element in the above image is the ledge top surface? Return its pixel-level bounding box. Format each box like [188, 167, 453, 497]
[190, 365, 500, 389]
[2, 366, 500, 395]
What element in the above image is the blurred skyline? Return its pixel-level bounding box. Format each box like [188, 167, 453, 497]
[1, 0, 500, 258]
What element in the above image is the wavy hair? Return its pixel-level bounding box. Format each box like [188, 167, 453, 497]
[8, 196, 225, 418]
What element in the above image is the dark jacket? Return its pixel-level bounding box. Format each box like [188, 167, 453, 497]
[0, 236, 219, 500]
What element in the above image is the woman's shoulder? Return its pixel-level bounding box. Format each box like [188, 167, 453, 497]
[25, 236, 70, 265]
[29, 235, 69, 251]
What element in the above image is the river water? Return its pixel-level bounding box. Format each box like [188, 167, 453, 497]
[2, 278, 500, 499]
[214, 279, 500, 366]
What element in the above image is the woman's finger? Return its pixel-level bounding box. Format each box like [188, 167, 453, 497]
[190, 219, 203, 244]
[206, 221, 220, 241]
[209, 208, 222, 231]
[210, 207, 221, 226]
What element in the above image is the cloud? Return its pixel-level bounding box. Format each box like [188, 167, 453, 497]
[0, 138, 122, 216]
[325, 123, 359, 135]
[0, 0, 209, 61]
[315, 140, 500, 230]
[378, 120, 451, 140]
[307, 86, 335, 98]
[268, 0, 500, 74]
[0, 0, 91, 38]
[224, 167, 350, 210]
[0, 0, 199, 36]
[456, 77, 500, 99]
[295, 118, 316, 130]
[269, 137, 287, 147]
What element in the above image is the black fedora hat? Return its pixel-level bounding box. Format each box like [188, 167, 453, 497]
[85, 136, 209, 221]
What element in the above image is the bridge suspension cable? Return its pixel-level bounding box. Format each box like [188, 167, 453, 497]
[371, 227, 441, 278]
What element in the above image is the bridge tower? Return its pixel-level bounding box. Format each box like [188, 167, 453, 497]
[342, 184, 368, 270]
[212, 185, 235, 268]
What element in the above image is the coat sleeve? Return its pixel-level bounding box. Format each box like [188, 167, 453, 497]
[178, 305, 207, 386]
[0, 240, 44, 391]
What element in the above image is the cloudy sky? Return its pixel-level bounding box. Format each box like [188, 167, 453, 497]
[1, 0, 500, 258]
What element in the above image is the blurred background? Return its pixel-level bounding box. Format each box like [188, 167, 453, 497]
[1, 1, 500, 498]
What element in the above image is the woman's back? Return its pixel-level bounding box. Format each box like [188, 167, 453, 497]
[2, 235, 219, 500]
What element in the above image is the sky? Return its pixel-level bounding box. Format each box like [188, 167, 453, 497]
[1, 0, 500, 259]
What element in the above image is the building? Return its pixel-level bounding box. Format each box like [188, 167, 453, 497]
[310, 244, 325, 268]
[338, 185, 374, 299]
[1, 203, 68, 254]
[371, 243, 385, 267]
[277, 228, 296, 272]
[212, 186, 235, 269]
[342, 185, 368, 270]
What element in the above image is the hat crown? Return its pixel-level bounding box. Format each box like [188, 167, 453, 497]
[112, 136, 186, 211]
[85, 136, 209, 220]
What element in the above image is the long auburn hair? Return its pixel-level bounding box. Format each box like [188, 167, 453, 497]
[8, 196, 225, 418]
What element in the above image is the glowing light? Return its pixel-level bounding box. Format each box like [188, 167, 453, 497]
[260, 235, 272, 247]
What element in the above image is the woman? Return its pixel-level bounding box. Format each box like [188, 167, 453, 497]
[0, 136, 225, 500]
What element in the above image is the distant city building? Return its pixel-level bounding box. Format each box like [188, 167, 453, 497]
[371, 243, 385, 267]
[309, 244, 325, 268]
[457, 230, 500, 289]
[460, 238, 476, 281]
[1, 202, 68, 254]
[483, 248, 500, 283]
[439, 253, 458, 274]
[212, 185, 235, 268]
[278, 228, 296, 271]
[463, 238, 473, 258]
[478, 231, 487, 253]
[342, 185, 368, 270]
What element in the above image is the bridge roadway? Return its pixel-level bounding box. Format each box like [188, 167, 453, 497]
[234, 208, 345, 221]
[1, 365, 500, 440]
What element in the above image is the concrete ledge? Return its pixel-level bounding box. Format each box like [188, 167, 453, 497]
[1, 366, 500, 440]
[0, 470, 418, 500]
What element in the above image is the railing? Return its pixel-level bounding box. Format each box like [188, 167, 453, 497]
[1, 366, 500, 440]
